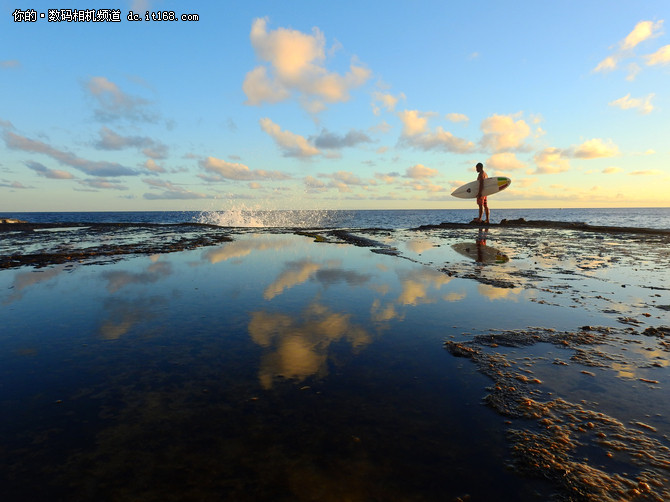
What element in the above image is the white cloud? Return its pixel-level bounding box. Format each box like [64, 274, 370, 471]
[397, 110, 431, 136]
[480, 114, 531, 152]
[405, 164, 437, 179]
[259, 118, 320, 158]
[486, 152, 526, 172]
[609, 93, 655, 114]
[243, 18, 371, 111]
[533, 147, 570, 174]
[568, 138, 619, 159]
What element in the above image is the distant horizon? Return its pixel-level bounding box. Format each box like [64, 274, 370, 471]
[3, 205, 669, 214]
[2, 2, 669, 211]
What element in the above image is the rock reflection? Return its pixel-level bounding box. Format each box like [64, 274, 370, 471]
[249, 303, 371, 389]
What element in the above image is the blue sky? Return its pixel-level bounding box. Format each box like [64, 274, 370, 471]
[1, 0, 669, 211]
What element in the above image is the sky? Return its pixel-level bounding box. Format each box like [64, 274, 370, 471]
[1, 0, 669, 211]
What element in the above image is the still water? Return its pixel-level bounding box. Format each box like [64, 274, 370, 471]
[1, 233, 570, 501]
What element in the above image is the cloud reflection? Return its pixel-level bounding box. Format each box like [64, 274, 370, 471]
[249, 303, 371, 389]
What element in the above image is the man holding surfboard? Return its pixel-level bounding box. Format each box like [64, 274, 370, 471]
[475, 162, 490, 224]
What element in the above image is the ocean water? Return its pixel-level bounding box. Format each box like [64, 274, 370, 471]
[2, 207, 670, 229]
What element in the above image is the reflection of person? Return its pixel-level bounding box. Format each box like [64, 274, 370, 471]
[475, 228, 488, 263]
[474, 162, 490, 224]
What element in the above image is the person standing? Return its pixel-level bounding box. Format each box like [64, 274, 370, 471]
[475, 162, 490, 224]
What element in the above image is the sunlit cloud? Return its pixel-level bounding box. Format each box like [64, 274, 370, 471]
[593, 20, 670, 80]
[603, 167, 623, 174]
[568, 138, 619, 159]
[644, 44, 670, 65]
[609, 93, 655, 114]
[398, 110, 474, 153]
[201, 155, 291, 180]
[77, 178, 128, 191]
[533, 147, 570, 174]
[259, 117, 320, 158]
[243, 17, 371, 112]
[372, 91, 405, 115]
[479, 113, 531, 152]
[25, 160, 74, 179]
[446, 113, 469, 123]
[486, 152, 526, 172]
[405, 164, 437, 179]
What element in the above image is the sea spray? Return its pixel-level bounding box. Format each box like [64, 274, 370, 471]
[196, 205, 346, 228]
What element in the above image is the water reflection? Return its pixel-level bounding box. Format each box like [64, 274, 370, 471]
[102, 258, 172, 293]
[4, 264, 66, 303]
[249, 302, 371, 389]
[451, 230, 509, 264]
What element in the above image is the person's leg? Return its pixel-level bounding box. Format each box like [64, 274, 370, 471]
[484, 202, 490, 223]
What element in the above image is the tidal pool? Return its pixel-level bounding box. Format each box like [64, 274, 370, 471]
[1, 231, 668, 500]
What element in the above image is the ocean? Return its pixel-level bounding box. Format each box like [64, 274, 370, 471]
[2, 206, 669, 229]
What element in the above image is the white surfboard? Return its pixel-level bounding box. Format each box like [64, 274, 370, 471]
[451, 177, 511, 199]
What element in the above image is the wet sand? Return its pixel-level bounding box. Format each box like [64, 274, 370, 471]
[1, 219, 669, 500]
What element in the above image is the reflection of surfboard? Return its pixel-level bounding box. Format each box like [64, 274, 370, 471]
[452, 242, 509, 264]
[451, 177, 511, 199]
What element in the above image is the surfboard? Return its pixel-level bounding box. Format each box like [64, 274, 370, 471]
[451, 177, 511, 199]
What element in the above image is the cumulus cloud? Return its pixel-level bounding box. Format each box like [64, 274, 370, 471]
[4, 131, 137, 177]
[397, 110, 474, 153]
[533, 147, 571, 174]
[609, 93, 655, 114]
[479, 113, 531, 152]
[143, 178, 210, 199]
[25, 160, 74, 179]
[243, 18, 371, 112]
[200, 156, 291, 180]
[568, 138, 619, 159]
[311, 129, 372, 149]
[397, 110, 431, 136]
[486, 152, 526, 172]
[259, 117, 320, 158]
[404, 164, 437, 179]
[532, 139, 619, 174]
[84, 76, 156, 122]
